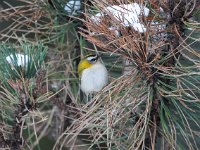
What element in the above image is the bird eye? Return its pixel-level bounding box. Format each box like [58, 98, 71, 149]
[89, 58, 97, 62]
[86, 55, 98, 63]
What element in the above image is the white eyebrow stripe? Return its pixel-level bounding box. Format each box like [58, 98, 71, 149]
[87, 56, 97, 61]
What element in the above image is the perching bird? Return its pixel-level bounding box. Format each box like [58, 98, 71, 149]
[78, 54, 108, 102]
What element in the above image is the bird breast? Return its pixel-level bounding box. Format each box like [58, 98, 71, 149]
[80, 63, 108, 95]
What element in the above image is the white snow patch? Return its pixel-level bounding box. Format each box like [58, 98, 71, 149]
[64, 0, 81, 15]
[90, 12, 103, 23]
[6, 54, 29, 67]
[91, 3, 150, 33]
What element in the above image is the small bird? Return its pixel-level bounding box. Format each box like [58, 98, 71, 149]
[78, 54, 108, 102]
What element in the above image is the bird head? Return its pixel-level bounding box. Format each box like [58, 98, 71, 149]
[78, 54, 100, 77]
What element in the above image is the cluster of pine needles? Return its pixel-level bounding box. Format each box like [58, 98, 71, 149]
[0, 0, 200, 149]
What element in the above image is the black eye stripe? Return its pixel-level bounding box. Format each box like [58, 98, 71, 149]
[90, 58, 97, 62]
[86, 55, 98, 62]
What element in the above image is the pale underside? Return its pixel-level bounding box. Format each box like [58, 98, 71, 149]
[80, 62, 108, 96]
